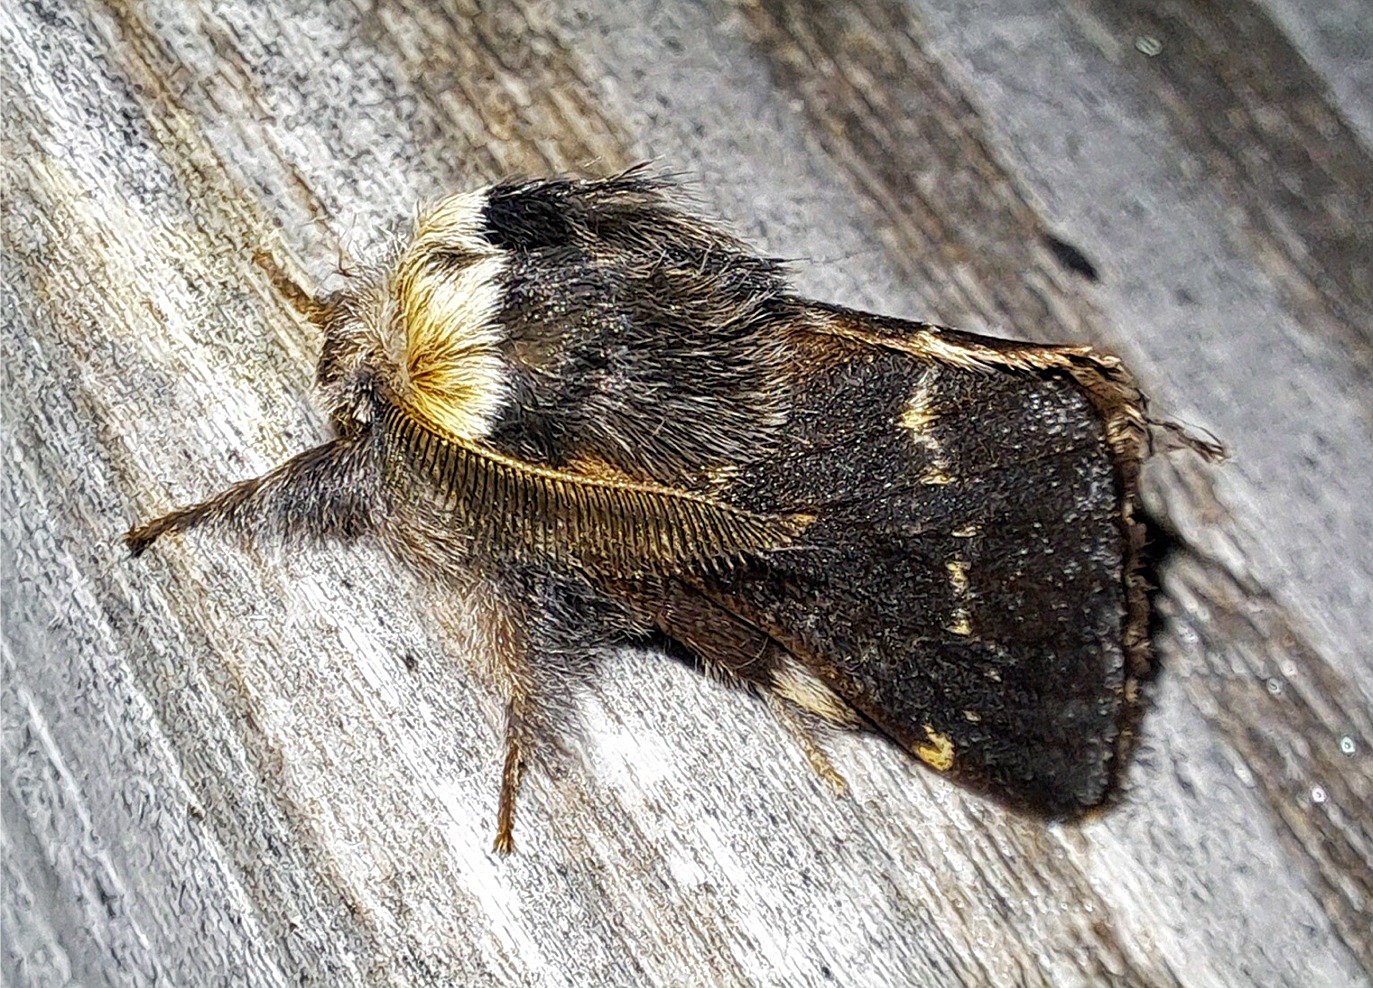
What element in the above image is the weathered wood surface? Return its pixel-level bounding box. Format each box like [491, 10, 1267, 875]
[4, 0, 1370, 985]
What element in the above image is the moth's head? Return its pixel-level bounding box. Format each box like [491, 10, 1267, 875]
[315, 189, 511, 441]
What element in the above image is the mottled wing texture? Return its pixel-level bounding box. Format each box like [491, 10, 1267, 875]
[699, 309, 1147, 816]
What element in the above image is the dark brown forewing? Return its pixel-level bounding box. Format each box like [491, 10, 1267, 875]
[700, 308, 1148, 817]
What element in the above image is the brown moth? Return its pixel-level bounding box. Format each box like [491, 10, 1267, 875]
[127, 172, 1219, 853]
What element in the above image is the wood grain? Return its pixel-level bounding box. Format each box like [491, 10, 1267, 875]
[4, 0, 1369, 985]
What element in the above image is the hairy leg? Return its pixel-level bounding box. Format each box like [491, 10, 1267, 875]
[125, 435, 381, 556]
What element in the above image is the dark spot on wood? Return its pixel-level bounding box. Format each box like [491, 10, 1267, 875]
[1043, 233, 1100, 281]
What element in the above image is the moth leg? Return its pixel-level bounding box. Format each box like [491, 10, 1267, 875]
[493, 700, 531, 855]
[763, 690, 850, 797]
[125, 437, 376, 556]
[463, 588, 547, 857]
[252, 246, 341, 326]
[621, 575, 860, 795]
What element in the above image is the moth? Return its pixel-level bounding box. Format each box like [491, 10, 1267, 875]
[127, 172, 1217, 853]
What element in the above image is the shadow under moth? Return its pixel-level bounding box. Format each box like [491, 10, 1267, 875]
[127, 172, 1219, 853]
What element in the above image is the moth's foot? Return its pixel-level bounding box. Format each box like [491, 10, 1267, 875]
[492, 827, 516, 857]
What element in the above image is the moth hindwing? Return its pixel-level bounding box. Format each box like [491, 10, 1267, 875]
[128, 171, 1207, 852]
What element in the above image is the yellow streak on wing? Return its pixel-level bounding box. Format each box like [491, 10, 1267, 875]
[814, 309, 1148, 468]
[899, 370, 956, 485]
[946, 558, 970, 596]
[772, 656, 861, 727]
[900, 375, 940, 435]
[916, 726, 956, 772]
[821, 316, 1097, 374]
[945, 609, 972, 636]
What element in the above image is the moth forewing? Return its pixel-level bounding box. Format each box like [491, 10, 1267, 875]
[644, 303, 1159, 817]
[127, 172, 1213, 852]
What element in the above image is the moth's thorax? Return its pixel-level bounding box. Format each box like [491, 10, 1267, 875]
[391, 192, 511, 442]
[317, 176, 802, 492]
[315, 188, 516, 445]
